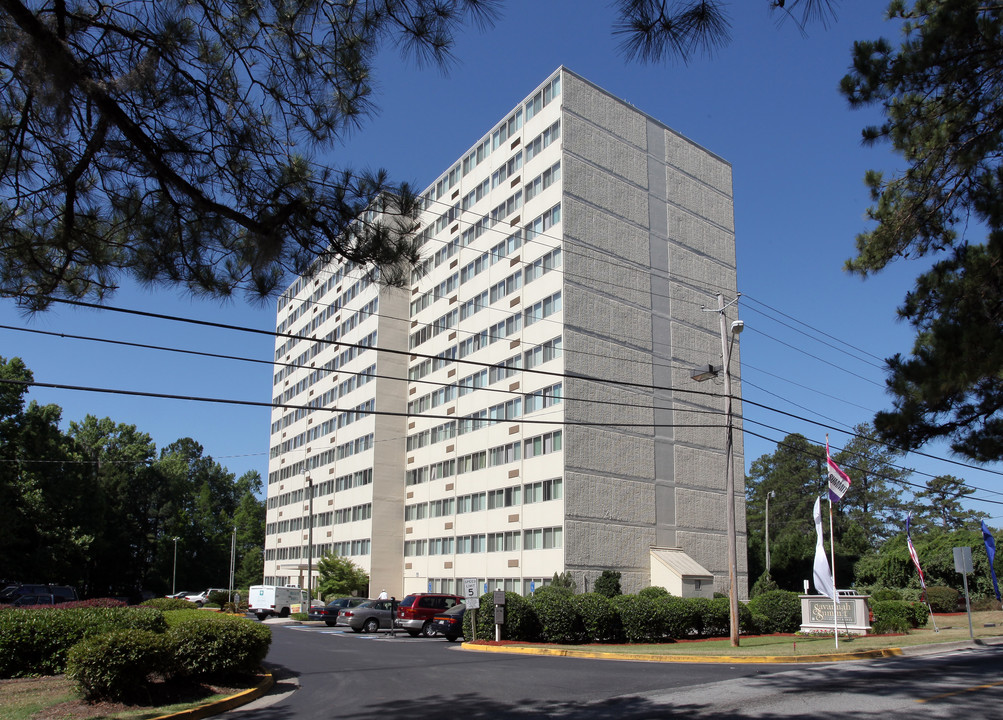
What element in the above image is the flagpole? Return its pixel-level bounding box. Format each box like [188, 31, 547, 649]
[829, 495, 838, 649]
[826, 435, 839, 649]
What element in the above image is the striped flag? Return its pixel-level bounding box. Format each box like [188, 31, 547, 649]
[826, 440, 851, 503]
[906, 514, 926, 591]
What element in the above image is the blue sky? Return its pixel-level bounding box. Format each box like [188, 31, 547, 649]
[3, 0, 1002, 519]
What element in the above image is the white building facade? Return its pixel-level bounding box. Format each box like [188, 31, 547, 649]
[264, 67, 746, 600]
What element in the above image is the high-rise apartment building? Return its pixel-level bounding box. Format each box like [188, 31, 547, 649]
[264, 67, 746, 600]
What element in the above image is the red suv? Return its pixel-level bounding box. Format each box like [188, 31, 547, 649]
[395, 593, 463, 637]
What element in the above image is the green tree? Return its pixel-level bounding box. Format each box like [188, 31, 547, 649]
[855, 525, 1000, 598]
[912, 475, 989, 532]
[232, 471, 266, 590]
[550, 571, 577, 592]
[841, 0, 1003, 462]
[67, 415, 159, 595]
[155, 438, 243, 592]
[614, 0, 837, 63]
[0, 358, 99, 584]
[594, 570, 622, 598]
[0, 0, 500, 309]
[832, 423, 911, 547]
[745, 434, 826, 590]
[316, 555, 369, 600]
[0, 0, 843, 310]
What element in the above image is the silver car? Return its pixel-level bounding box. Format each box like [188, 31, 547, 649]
[339, 599, 395, 633]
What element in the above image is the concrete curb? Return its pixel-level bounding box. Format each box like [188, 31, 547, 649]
[459, 643, 906, 664]
[150, 670, 275, 720]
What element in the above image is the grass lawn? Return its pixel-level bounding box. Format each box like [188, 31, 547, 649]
[0, 674, 261, 720]
[474, 611, 1003, 659]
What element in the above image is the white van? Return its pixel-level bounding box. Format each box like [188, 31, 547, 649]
[248, 584, 308, 620]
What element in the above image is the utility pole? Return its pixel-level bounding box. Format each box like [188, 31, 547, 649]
[694, 293, 743, 647]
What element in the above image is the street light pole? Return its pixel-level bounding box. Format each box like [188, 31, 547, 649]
[766, 490, 775, 575]
[306, 474, 314, 608]
[172, 537, 179, 596]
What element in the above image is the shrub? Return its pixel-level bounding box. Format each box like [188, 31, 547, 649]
[465, 592, 539, 642]
[689, 597, 754, 637]
[208, 590, 231, 607]
[692, 597, 728, 637]
[925, 586, 960, 613]
[0, 607, 166, 678]
[870, 587, 902, 602]
[871, 616, 910, 634]
[749, 573, 779, 598]
[573, 593, 621, 643]
[613, 595, 666, 643]
[637, 586, 670, 600]
[972, 596, 1003, 611]
[167, 614, 271, 677]
[908, 602, 931, 627]
[142, 597, 198, 611]
[660, 595, 700, 639]
[550, 572, 577, 592]
[594, 571, 622, 598]
[531, 588, 583, 644]
[870, 600, 928, 633]
[54, 598, 128, 609]
[66, 629, 170, 700]
[746, 590, 801, 634]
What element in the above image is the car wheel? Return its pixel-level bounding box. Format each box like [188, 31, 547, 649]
[363, 618, 380, 633]
[445, 634, 459, 642]
[255, 613, 268, 621]
[421, 620, 436, 638]
[325, 620, 336, 627]
[279, 607, 290, 618]
[407, 629, 420, 638]
[351, 626, 363, 633]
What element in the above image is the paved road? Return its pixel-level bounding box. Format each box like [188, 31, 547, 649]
[231, 623, 1003, 719]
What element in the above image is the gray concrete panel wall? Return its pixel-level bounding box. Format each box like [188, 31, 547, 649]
[559, 67, 743, 595]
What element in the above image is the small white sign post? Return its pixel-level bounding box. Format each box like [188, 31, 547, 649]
[954, 546, 975, 640]
[463, 578, 479, 640]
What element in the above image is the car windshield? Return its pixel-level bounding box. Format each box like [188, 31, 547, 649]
[399, 595, 416, 608]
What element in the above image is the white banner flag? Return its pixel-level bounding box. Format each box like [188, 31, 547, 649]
[812, 496, 835, 599]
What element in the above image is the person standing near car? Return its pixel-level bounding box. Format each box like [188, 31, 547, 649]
[378, 589, 388, 599]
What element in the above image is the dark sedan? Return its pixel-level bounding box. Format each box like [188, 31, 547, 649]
[430, 603, 465, 641]
[308, 597, 370, 626]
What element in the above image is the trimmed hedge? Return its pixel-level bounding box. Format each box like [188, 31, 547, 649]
[660, 595, 700, 639]
[613, 595, 666, 643]
[0, 607, 167, 678]
[167, 614, 272, 677]
[141, 597, 198, 611]
[925, 586, 960, 613]
[573, 593, 621, 643]
[531, 587, 582, 644]
[466, 592, 540, 641]
[746, 590, 801, 634]
[871, 600, 929, 634]
[66, 629, 170, 700]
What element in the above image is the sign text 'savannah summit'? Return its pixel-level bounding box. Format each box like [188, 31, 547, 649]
[808, 600, 857, 624]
